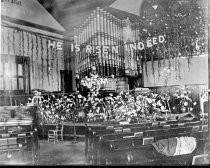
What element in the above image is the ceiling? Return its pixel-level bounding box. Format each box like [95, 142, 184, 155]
[37, 0, 141, 39]
[37, 0, 207, 41]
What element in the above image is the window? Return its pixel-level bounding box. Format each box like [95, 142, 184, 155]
[0, 55, 30, 94]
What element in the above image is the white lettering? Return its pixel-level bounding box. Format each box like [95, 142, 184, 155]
[146, 39, 152, 48]
[71, 44, 74, 52]
[86, 45, 92, 53]
[96, 45, 101, 54]
[153, 37, 158, 45]
[159, 35, 165, 43]
[102, 46, 109, 55]
[137, 42, 145, 50]
[48, 40, 56, 48]
[56, 42, 63, 50]
[130, 43, 136, 51]
[112, 46, 118, 54]
[75, 44, 80, 52]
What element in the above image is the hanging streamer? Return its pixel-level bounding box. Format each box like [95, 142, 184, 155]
[45, 39, 49, 84]
[27, 32, 30, 56]
[19, 30, 22, 56]
[56, 43, 59, 90]
[157, 46, 161, 79]
[2, 27, 4, 53]
[31, 34, 34, 75]
[22, 31, 24, 56]
[50, 40, 54, 83]
[40, 37, 44, 86]
[35, 35, 39, 87]
[13, 29, 15, 55]
[36, 35, 39, 60]
[7, 28, 10, 55]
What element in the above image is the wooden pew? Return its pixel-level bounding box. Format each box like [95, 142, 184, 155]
[85, 120, 207, 164]
[103, 130, 208, 165]
[97, 125, 208, 165]
[88, 121, 203, 159]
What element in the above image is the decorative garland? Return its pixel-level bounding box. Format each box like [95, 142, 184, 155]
[27, 32, 30, 56]
[144, 46, 148, 76]
[167, 35, 171, 71]
[19, 30, 22, 56]
[31, 34, 34, 75]
[36, 35, 39, 60]
[50, 39, 54, 83]
[7, 28, 10, 54]
[41, 37, 44, 87]
[178, 58, 181, 80]
[36, 35, 39, 87]
[46, 38, 50, 84]
[22, 31, 24, 56]
[157, 46, 161, 79]
[13, 29, 15, 55]
[151, 47, 155, 76]
[2, 27, 4, 53]
[56, 43, 59, 90]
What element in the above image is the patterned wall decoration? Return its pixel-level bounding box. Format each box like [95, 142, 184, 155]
[1, 22, 64, 92]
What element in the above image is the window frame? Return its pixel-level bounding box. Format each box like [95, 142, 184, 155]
[0, 54, 30, 94]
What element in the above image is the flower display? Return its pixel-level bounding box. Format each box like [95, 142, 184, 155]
[28, 86, 199, 124]
[28, 94, 78, 124]
[81, 90, 170, 122]
[108, 91, 170, 122]
[80, 74, 108, 96]
[173, 86, 197, 113]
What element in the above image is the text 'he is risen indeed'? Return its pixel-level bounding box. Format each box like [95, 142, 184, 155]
[48, 35, 165, 54]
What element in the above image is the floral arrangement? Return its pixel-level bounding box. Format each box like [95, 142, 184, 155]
[28, 94, 78, 124]
[109, 91, 170, 122]
[76, 94, 108, 122]
[81, 90, 170, 123]
[172, 86, 197, 113]
[27, 89, 171, 124]
[80, 74, 108, 95]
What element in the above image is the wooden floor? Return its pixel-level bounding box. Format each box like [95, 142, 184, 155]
[38, 140, 88, 165]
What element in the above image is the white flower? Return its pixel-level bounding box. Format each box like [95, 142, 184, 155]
[78, 94, 82, 99]
[193, 102, 197, 106]
[184, 102, 188, 106]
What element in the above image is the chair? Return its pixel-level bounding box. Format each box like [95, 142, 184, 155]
[48, 123, 64, 144]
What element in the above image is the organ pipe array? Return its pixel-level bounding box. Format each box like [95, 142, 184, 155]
[74, 7, 142, 79]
